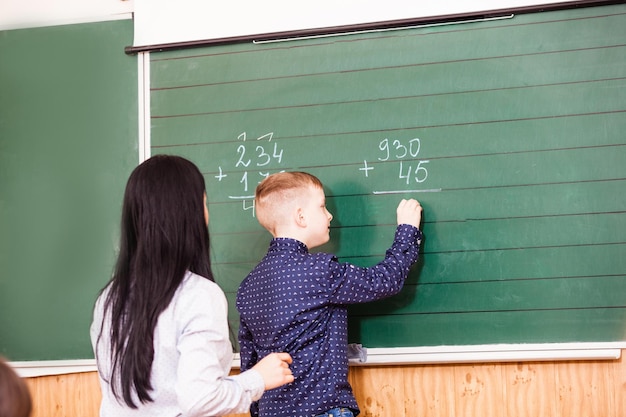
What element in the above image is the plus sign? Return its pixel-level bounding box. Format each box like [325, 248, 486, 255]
[359, 160, 374, 177]
[214, 167, 227, 181]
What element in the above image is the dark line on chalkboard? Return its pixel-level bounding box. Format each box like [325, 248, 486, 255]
[152, 110, 626, 149]
[418, 143, 625, 162]
[413, 273, 626, 287]
[149, 9, 626, 61]
[208, 197, 626, 226]
[293, 145, 626, 171]
[440, 176, 626, 193]
[326, 209, 626, 227]
[210, 241, 626, 266]
[349, 304, 626, 318]
[317, 240, 626, 263]
[298, 109, 626, 139]
[422, 240, 626, 256]
[204, 177, 626, 205]
[187, 185, 626, 224]
[464, 209, 626, 222]
[189, 147, 625, 186]
[151, 44, 626, 92]
[151, 76, 626, 119]
[344, 208, 625, 226]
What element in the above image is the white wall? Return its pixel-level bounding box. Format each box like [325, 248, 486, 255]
[0, 0, 133, 30]
[131, 0, 574, 48]
[1, 0, 576, 42]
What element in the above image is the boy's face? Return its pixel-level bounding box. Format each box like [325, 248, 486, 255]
[301, 185, 333, 249]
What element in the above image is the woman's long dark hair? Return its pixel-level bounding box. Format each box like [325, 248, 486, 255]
[97, 155, 214, 408]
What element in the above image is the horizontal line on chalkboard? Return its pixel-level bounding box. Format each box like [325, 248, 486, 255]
[212, 241, 626, 267]
[421, 240, 626, 256]
[349, 304, 626, 318]
[414, 143, 626, 163]
[221, 274, 626, 295]
[340, 209, 626, 226]
[288, 145, 626, 173]
[151, 44, 626, 92]
[205, 177, 626, 206]
[152, 109, 626, 152]
[207, 209, 626, 238]
[413, 273, 626, 287]
[463, 209, 626, 222]
[151, 75, 626, 119]
[207, 211, 626, 236]
[442, 177, 626, 194]
[367, 177, 626, 198]
[315, 239, 626, 263]
[194, 146, 625, 179]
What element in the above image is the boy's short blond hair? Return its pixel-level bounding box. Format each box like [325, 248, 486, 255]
[255, 172, 323, 232]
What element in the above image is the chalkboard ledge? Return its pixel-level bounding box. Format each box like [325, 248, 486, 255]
[12, 359, 97, 378]
[348, 342, 626, 365]
[12, 342, 626, 377]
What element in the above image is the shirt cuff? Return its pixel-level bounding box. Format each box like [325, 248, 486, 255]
[396, 223, 422, 243]
[232, 368, 265, 402]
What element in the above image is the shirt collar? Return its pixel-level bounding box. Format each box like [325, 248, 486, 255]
[269, 237, 308, 253]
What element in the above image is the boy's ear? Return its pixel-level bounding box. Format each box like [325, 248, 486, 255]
[295, 207, 306, 227]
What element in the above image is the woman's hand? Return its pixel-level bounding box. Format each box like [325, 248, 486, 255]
[252, 352, 294, 390]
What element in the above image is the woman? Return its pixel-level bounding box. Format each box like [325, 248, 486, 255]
[91, 155, 293, 416]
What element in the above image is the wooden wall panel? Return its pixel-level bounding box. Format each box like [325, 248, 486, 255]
[23, 351, 626, 417]
[348, 366, 406, 416]
[453, 364, 503, 417]
[403, 363, 456, 417]
[503, 362, 557, 417]
[556, 360, 614, 417]
[25, 372, 100, 417]
[616, 352, 626, 417]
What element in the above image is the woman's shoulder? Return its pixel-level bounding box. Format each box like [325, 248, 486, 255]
[168, 272, 228, 322]
[178, 272, 225, 302]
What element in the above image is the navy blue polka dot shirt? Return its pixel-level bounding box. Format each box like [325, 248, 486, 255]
[236, 224, 422, 417]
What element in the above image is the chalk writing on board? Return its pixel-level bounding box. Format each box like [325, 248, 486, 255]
[361, 137, 442, 194]
[218, 132, 285, 217]
[219, 133, 440, 217]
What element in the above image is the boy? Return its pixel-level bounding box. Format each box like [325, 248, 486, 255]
[236, 171, 423, 417]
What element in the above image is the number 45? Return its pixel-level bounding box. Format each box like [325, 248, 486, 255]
[399, 160, 429, 184]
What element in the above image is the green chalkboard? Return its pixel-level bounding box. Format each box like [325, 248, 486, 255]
[0, 20, 138, 360]
[149, 4, 626, 348]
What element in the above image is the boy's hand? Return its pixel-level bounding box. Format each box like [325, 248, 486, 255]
[396, 199, 422, 228]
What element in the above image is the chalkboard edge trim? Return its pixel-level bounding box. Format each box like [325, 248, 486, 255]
[12, 342, 625, 377]
[124, 0, 624, 54]
[352, 341, 626, 366]
[11, 359, 97, 378]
